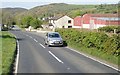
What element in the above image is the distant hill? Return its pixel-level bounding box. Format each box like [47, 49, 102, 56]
[2, 8, 28, 16]
[2, 8, 27, 12]
[28, 3, 96, 17]
[1, 3, 118, 25]
[1, 8, 28, 25]
[22, 3, 118, 18]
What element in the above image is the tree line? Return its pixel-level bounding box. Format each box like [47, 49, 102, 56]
[2, 15, 43, 29]
[20, 16, 42, 29]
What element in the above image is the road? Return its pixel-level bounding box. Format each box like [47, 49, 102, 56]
[11, 31, 119, 74]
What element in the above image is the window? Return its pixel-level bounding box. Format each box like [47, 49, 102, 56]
[68, 26, 72, 28]
[68, 20, 71, 23]
[49, 33, 60, 38]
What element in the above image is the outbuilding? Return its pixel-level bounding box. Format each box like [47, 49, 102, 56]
[74, 14, 120, 29]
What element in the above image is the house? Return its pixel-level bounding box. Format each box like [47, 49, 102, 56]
[74, 14, 120, 29]
[49, 15, 74, 28]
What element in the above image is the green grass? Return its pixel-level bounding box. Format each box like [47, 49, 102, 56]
[1, 31, 16, 73]
[68, 43, 118, 65]
[0, 31, 2, 74]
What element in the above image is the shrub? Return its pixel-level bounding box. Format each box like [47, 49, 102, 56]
[30, 18, 42, 29]
[116, 26, 120, 33]
[98, 26, 120, 33]
[56, 28, 120, 56]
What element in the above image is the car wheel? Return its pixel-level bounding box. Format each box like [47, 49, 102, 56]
[61, 45, 63, 47]
[45, 40, 47, 45]
[47, 43, 51, 47]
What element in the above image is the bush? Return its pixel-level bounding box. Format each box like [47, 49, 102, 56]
[116, 26, 120, 33]
[98, 26, 120, 33]
[56, 28, 120, 56]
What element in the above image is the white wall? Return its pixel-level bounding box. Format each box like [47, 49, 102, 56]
[95, 24, 106, 29]
[82, 24, 107, 29]
[54, 15, 74, 28]
[82, 24, 90, 29]
[72, 26, 82, 28]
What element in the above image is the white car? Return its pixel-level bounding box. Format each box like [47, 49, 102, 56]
[11, 25, 20, 31]
[45, 32, 63, 47]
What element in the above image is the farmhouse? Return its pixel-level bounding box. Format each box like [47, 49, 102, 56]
[74, 14, 120, 29]
[49, 15, 73, 28]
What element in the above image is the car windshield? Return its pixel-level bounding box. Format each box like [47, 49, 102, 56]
[49, 33, 60, 38]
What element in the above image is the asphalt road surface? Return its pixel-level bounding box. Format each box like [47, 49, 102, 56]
[11, 31, 119, 74]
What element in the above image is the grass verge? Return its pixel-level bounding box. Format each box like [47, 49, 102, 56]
[1, 31, 16, 73]
[0, 31, 2, 74]
[68, 43, 118, 65]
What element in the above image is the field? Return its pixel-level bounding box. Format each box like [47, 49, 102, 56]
[1, 31, 16, 73]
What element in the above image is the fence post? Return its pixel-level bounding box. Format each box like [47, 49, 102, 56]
[114, 29, 116, 34]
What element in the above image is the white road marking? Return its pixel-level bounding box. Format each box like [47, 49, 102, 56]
[10, 33, 20, 73]
[39, 43, 45, 48]
[66, 47, 120, 72]
[15, 40, 20, 73]
[48, 51, 64, 64]
[34, 39, 38, 42]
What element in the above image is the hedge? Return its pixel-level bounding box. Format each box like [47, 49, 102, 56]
[98, 26, 120, 33]
[56, 28, 120, 64]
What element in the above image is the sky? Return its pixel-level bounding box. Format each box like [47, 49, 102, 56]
[0, 0, 120, 9]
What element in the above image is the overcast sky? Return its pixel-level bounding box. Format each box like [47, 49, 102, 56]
[1, 0, 119, 9]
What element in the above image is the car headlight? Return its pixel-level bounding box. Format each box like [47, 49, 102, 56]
[60, 40, 63, 43]
[49, 39, 54, 43]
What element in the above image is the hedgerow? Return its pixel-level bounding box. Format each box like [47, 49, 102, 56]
[56, 28, 120, 57]
[98, 26, 120, 33]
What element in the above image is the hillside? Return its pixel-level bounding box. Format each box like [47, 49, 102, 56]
[2, 8, 28, 25]
[2, 8, 28, 17]
[28, 3, 96, 17]
[25, 3, 118, 18]
[1, 3, 118, 25]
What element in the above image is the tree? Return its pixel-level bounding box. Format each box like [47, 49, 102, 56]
[21, 16, 33, 28]
[30, 18, 42, 29]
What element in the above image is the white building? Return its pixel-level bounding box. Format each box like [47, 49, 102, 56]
[49, 15, 74, 28]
